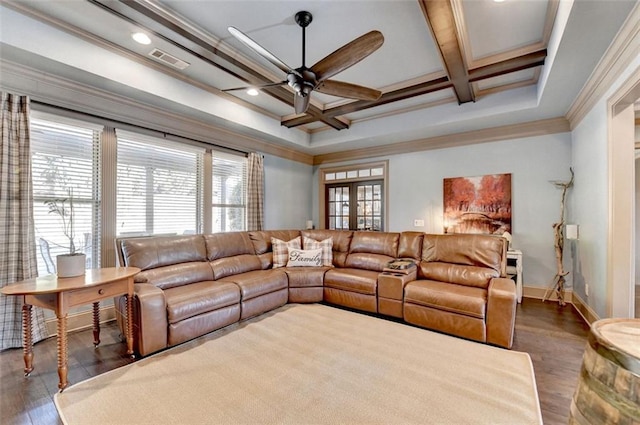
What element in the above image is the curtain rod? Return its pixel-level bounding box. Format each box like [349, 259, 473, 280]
[31, 100, 249, 156]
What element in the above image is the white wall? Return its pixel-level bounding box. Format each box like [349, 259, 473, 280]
[263, 153, 313, 230]
[314, 133, 572, 289]
[570, 102, 609, 316]
[570, 53, 640, 318]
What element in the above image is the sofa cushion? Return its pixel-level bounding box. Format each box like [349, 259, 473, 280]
[418, 262, 499, 289]
[210, 255, 262, 280]
[134, 262, 214, 290]
[271, 236, 301, 268]
[121, 235, 207, 270]
[398, 232, 424, 260]
[349, 231, 399, 257]
[344, 252, 394, 272]
[248, 230, 301, 255]
[404, 280, 487, 319]
[164, 281, 240, 324]
[220, 269, 288, 301]
[204, 232, 256, 260]
[303, 236, 333, 266]
[324, 268, 379, 295]
[422, 234, 505, 275]
[287, 248, 322, 267]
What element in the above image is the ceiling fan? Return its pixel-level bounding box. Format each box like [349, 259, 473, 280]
[224, 11, 384, 115]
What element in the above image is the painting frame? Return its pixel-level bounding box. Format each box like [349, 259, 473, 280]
[443, 173, 512, 235]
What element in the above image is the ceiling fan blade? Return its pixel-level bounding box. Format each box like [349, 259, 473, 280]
[294, 94, 311, 114]
[316, 80, 382, 101]
[222, 81, 287, 92]
[311, 30, 384, 82]
[228, 26, 292, 74]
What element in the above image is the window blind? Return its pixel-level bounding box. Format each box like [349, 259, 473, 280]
[212, 151, 247, 232]
[116, 132, 204, 236]
[30, 118, 101, 276]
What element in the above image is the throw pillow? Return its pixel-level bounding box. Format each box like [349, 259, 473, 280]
[286, 248, 323, 267]
[302, 236, 333, 267]
[271, 236, 301, 268]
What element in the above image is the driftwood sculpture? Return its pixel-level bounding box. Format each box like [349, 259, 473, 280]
[543, 168, 574, 305]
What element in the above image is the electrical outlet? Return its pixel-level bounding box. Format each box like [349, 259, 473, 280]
[414, 219, 425, 227]
[585, 284, 589, 297]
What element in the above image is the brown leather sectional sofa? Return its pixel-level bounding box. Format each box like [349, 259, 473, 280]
[114, 229, 517, 356]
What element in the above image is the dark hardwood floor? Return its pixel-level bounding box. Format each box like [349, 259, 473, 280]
[1, 299, 590, 425]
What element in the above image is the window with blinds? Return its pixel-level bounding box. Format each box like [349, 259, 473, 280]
[116, 132, 204, 236]
[212, 151, 247, 232]
[31, 118, 101, 276]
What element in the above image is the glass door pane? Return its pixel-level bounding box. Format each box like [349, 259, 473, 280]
[327, 185, 349, 230]
[355, 181, 382, 231]
[326, 180, 383, 231]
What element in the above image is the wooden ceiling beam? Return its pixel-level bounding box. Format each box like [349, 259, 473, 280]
[418, 0, 474, 104]
[468, 49, 547, 82]
[283, 47, 545, 128]
[282, 77, 452, 128]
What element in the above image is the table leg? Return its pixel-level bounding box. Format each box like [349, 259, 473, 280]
[92, 302, 100, 347]
[125, 294, 134, 358]
[22, 303, 34, 376]
[57, 314, 68, 392]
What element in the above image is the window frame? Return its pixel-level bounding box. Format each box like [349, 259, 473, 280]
[30, 116, 102, 276]
[319, 161, 389, 231]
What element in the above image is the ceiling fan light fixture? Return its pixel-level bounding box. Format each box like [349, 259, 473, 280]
[132, 32, 151, 45]
[246, 88, 259, 96]
[227, 11, 384, 115]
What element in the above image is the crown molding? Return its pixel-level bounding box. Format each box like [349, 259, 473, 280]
[0, 60, 313, 164]
[312, 116, 570, 165]
[566, 2, 640, 128]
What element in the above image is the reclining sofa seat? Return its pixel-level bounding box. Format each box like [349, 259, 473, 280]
[403, 234, 517, 348]
[206, 232, 288, 321]
[322, 230, 399, 313]
[116, 232, 289, 356]
[116, 235, 241, 356]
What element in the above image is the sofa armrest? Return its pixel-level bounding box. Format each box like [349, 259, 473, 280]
[115, 283, 168, 357]
[486, 278, 517, 349]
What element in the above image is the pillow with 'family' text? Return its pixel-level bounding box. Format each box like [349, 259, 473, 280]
[302, 236, 333, 267]
[271, 236, 301, 268]
[286, 248, 323, 267]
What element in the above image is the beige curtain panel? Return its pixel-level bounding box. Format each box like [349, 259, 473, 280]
[247, 152, 264, 231]
[0, 92, 48, 350]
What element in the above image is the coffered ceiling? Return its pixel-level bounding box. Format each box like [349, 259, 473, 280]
[0, 0, 636, 159]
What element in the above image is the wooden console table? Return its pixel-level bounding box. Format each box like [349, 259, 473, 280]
[506, 250, 523, 303]
[1, 267, 140, 391]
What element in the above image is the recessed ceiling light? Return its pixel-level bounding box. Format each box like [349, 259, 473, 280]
[132, 32, 151, 45]
[493, 0, 506, 2]
[246, 88, 259, 96]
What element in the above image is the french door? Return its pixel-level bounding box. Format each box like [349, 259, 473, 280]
[326, 180, 383, 231]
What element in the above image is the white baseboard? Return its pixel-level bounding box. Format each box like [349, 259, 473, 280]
[522, 285, 599, 325]
[570, 292, 600, 325]
[44, 305, 116, 336]
[522, 285, 573, 301]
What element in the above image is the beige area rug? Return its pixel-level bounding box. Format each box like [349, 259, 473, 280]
[55, 304, 542, 425]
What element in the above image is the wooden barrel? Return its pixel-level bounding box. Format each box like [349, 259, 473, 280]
[569, 318, 640, 424]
